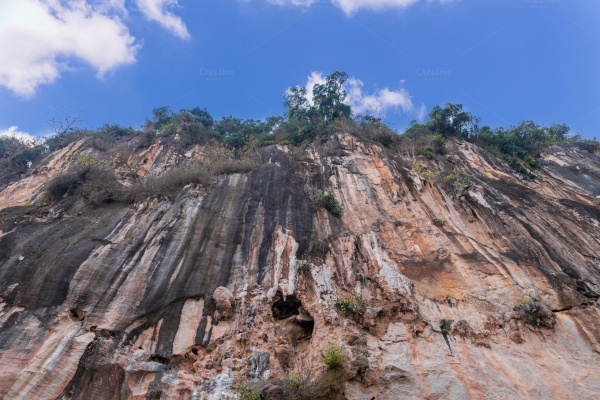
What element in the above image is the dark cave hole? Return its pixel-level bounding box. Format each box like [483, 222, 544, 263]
[149, 354, 170, 365]
[297, 318, 315, 337]
[69, 307, 85, 321]
[272, 291, 315, 338]
[271, 292, 301, 320]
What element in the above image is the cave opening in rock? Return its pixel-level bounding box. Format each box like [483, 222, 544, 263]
[297, 318, 314, 337]
[149, 354, 170, 365]
[272, 292, 315, 339]
[271, 292, 301, 320]
[69, 307, 85, 321]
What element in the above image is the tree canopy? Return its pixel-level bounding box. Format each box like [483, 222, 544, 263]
[406, 103, 579, 178]
[0, 72, 588, 185]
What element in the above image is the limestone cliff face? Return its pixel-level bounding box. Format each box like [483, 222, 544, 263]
[0, 133, 599, 399]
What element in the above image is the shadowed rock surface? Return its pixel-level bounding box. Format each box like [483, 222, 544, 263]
[0, 133, 599, 399]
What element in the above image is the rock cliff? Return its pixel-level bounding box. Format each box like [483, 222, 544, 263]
[0, 132, 599, 399]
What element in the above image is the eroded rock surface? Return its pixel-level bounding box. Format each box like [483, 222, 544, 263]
[0, 134, 599, 399]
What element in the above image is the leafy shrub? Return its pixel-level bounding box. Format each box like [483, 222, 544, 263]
[144, 107, 280, 151]
[0, 137, 19, 159]
[443, 169, 474, 194]
[419, 146, 435, 159]
[334, 292, 366, 317]
[427, 103, 479, 139]
[404, 105, 578, 178]
[212, 157, 256, 175]
[283, 374, 305, 391]
[45, 152, 257, 205]
[315, 193, 343, 217]
[411, 163, 440, 182]
[45, 166, 122, 205]
[276, 114, 322, 147]
[431, 133, 448, 155]
[160, 122, 178, 137]
[123, 156, 256, 202]
[279, 139, 293, 146]
[235, 329, 352, 399]
[75, 152, 99, 169]
[189, 106, 214, 128]
[513, 295, 555, 328]
[239, 382, 262, 400]
[0, 136, 46, 178]
[280, 374, 320, 400]
[353, 116, 399, 148]
[122, 163, 213, 202]
[45, 171, 83, 200]
[400, 126, 447, 159]
[321, 344, 348, 371]
[45, 153, 122, 204]
[254, 370, 345, 400]
[277, 71, 353, 146]
[523, 155, 540, 170]
[99, 124, 136, 140]
[150, 106, 173, 129]
[81, 167, 122, 205]
[470, 122, 575, 178]
[508, 157, 537, 179]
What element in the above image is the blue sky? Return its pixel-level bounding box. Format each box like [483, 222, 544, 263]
[0, 0, 598, 140]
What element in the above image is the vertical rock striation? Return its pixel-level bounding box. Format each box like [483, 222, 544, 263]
[0, 134, 599, 399]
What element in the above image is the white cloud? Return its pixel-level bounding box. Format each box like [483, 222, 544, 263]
[268, 0, 315, 6]
[135, 0, 190, 40]
[416, 103, 427, 121]
[268, 0, 453, 14]
[345, 77, 414, 115]
[0, 126, 37, 143]
[302, 72, 425, 119]
[335, 0, 419, 14]
[305, 71, 326, 105]
[93, 0, 128, 15]
[0, 0, 139, 97]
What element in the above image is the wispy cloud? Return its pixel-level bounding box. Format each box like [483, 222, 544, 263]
[268, 0, 455, 15]
[135, 0, 190, 40]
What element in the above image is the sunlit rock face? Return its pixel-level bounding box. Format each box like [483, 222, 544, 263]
[0, 134, 599, 399]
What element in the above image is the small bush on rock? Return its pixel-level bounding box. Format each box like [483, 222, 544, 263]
[45, 154, 121, 205]
[321, 344, 347, 371]
[281, 374, 319, 400]
[443, 169, 474, 194]
[334, 292, 366, 317]
[45, 171, 82, 200]
[258, 370, 345, 400]
[513, 295, 556, 328]
[411, 163, 440, 183]
[315, 193, 343, 217]
[239, 382, 262, 400]
[81, 166, 122, 205]
[419, 146, 435, 159]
